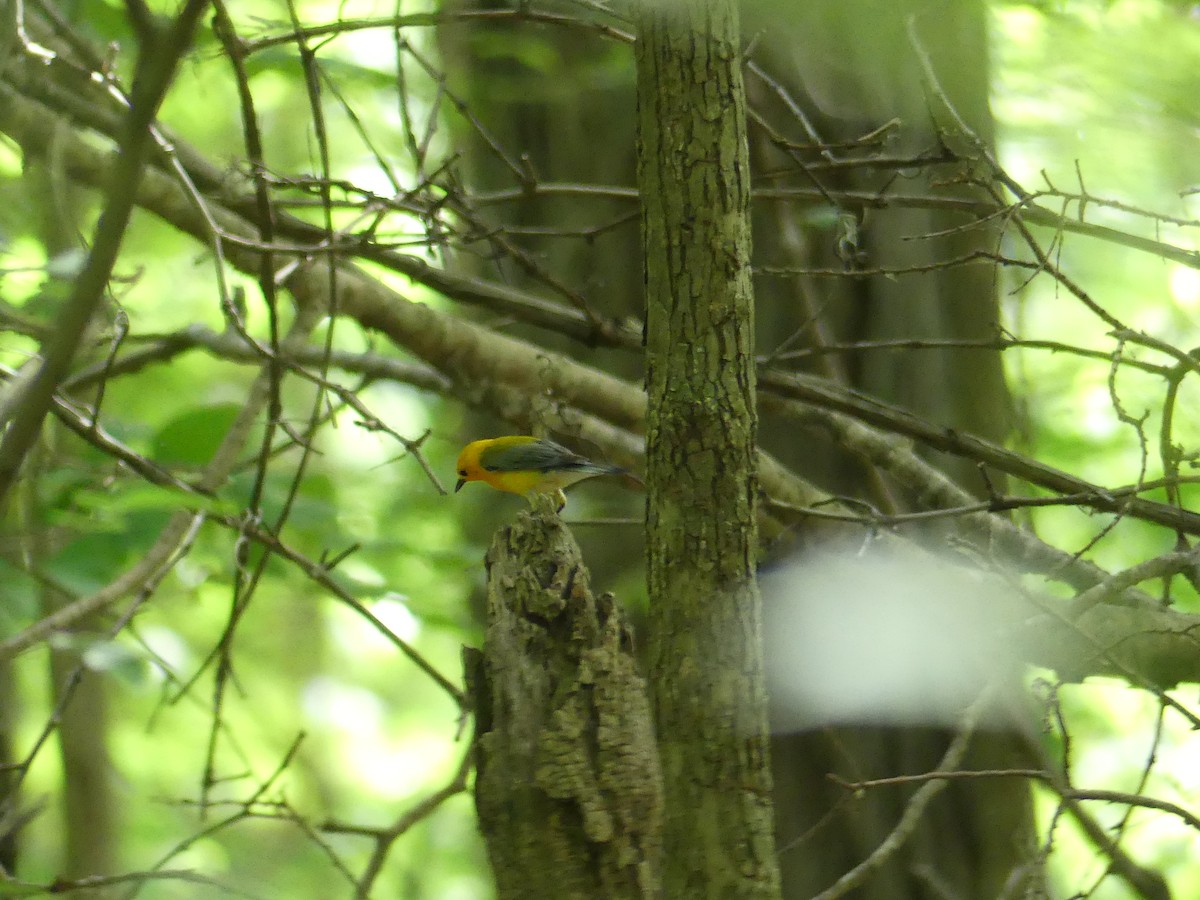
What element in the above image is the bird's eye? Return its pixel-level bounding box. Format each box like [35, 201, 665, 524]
[458, 469, 467, 477]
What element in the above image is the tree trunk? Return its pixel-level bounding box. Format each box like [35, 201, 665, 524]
[748, 3, 1041, 897]
[469, 507, 662, 899]
[0, 666, 18, 874]
[49, 643, 116, 884]
[635, 3, 780, 899]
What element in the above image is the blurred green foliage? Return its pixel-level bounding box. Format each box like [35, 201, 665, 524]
[995, 3, 1200, 896]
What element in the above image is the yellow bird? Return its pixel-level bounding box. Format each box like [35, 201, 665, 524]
[454, 436, 628, 507]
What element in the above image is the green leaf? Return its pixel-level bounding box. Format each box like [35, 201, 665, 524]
[151, 403, 244, 467]
[0, 559, 38, 633]
[82, 639, 151, 685]
[59, 482, 230, 526]
[49, 633, 152, 686]
[0, 876, 55, 895]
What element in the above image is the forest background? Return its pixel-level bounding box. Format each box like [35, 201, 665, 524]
[1, 0, 1200, 898]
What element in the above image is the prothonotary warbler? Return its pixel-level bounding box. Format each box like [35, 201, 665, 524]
[454, 436, 628, 508]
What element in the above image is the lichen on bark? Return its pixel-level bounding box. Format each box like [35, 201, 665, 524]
[467, 508, 662, 899]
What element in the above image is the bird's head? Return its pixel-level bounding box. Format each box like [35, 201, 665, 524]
[454, 440, 486, 492]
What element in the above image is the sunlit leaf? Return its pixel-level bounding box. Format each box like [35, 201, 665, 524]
[151, 403, 244, 468]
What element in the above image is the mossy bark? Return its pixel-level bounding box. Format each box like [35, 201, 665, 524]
[634, 2, 781, 898]
[469, 507, 662, 899]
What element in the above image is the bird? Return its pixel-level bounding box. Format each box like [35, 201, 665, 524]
[454, 435, 629, 509]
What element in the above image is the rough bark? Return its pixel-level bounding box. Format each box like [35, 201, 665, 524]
[469, 506, 662, 899]
[635, 2, 780, 898]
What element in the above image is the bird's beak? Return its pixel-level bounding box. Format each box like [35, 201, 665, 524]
[455, 478, 466, 493]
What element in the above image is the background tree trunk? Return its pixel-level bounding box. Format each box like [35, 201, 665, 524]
[748, 3, 1040, 897]
[28, 154, 118, 886]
